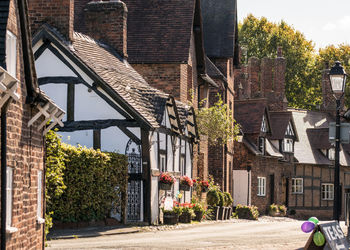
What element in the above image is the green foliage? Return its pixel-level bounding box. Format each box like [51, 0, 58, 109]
[45, 130, 66, 238]
[239, 14, 321, 109]
[317, 44, 350, 107]
[269, 203, 278, 212]
[218, 192, 225, 207]
[192, 203, 205, 213]
[181, 207, 195, 217]
[235, 204, 259, 220]
[195, 94, 240, 145]
[163, 206, 182, 216]
[206, 189, 220, 206]
[278, 205, 287, 213]
[224, 192, 233, 207]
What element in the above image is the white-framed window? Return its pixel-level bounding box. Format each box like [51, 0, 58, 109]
[322, 183, 334, 200]
[6, 30, 17, 77]
[261, 115, 267, 133]
[160, 154, 166, 172]
[180, 156, 185, 175]
[282, 138, 294, 153]
[6, 167, 13, 228]
[285, 122, 295, 136]
[328, 148, 335, 161]
[257, 177, 266, 196]
[37, 170, 45, 223]
[292, 178, 303, 194]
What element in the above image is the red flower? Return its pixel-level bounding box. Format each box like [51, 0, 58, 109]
[180, 176, 193, 187]
[159, 172, 176, 184]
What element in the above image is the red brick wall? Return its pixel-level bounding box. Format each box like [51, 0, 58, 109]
[28, 0, 74, 41]
[84, 1, 128, 58]
[1, 1, 45, 248]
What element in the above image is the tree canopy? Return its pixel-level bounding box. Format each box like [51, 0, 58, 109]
[239, 14, 323, 109]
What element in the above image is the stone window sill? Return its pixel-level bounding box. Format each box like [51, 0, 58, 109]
[6, 226, 18, 234]
[37, 217, 45, 224]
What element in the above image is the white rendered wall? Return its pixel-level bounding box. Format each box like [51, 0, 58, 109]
[101, 126, 130, 153]
[185, 142, 192, 177]
[167, 135, 173, 172]
[35, 49, 76, 77]
[173, 138, 180, 173]
[151, 176, 159, 223]
[75, 84, 125, 120]
[40, 84, 67, 121]
[233, 170, 251, 206]
[149, 132, 158, 170]
[60, 130, 93, 148]
[159, 133, 166, 150]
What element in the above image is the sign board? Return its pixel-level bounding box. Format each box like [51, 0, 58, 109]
[329, 123, 350, 144]
[163, 197, 174, 210]
[305, 222, 349, 250]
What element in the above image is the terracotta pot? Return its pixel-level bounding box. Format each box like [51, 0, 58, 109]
[179, 184, 191, 191]
[159, 182, 172, 190]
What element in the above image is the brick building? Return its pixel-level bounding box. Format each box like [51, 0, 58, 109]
[233, 52, 350, 219]
[0, 0, 64, 248]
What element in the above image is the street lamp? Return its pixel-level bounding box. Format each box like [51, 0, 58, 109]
[329, 61, 347, 221]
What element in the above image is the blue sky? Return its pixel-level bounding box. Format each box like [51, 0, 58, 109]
[238, 0, 350, 50]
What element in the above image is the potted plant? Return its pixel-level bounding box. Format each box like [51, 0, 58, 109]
[193, 203, 205, 222]
[269, 203, 279, 216]
[179, 206, 194, 223]
[224, 192, 233, 219]
[159, 172, 175, 190]
[192, 179, 197, 188]
[162, 207, 181, 225]
[218, 191, 226, 220]
[179, 176, 193, 191]
[206, 189, 220, 220]
[278, 205, 287, 216]
[200, 180, 209, 192]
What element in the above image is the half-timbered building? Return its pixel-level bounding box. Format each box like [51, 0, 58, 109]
[29, 0, 197, 224]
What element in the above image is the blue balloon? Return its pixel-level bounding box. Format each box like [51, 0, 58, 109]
[301, 221, 315, 233]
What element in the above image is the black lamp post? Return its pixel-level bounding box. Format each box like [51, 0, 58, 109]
[329, 61, 347, 221]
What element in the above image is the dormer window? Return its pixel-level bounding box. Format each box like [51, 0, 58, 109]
[261, 115, 267, 133]
[282, 138, 294, 153]
[285, 122, 294, 136]
[322, 148, 335, 160]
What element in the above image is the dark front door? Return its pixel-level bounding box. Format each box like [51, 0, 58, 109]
[270, 174, 275, 204]
[281, 177, 289, 207]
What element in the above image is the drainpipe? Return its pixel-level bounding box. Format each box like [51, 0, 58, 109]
[1, 101, 10, 250]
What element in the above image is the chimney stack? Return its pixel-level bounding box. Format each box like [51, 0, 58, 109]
[28, 0, 74, 41]
[84, 0, 128, 58]
[248, 57, 260, 98]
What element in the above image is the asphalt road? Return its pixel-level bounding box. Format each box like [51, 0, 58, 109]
[46, 218, 347, 250]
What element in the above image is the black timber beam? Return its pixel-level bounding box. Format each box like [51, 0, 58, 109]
[57, 119, 139, 131]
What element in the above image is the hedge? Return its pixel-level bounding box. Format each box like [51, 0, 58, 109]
[46, 131, 128, 225]
[235, 204, 259, 220]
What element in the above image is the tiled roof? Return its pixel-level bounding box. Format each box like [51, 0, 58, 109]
[205, 56, 226, 80]
[307, 128, 331, 150]
[71, 32, 171, 128]
[201, 0, 237, 58]
[122, 0, 195, 63]
[0, 1, 10, 69]
[269, 111, 293, 140]
[234, 99, 268, 134]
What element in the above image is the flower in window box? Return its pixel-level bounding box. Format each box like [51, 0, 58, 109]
[179, 176, 193, 191]
[159, 172, 175, 190]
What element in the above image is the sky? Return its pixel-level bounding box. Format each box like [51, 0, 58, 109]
[238, 0, 350, 50]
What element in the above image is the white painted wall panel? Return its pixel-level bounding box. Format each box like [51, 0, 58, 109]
[185, 142, 192, 178]
[149, 132, 158, 170]
[151, 176, 159, 224]
[128, 127, 141, 139]
[101, 126, 130, 154]
[75, 84, 125, 121]
[35, 49, 76, 77]
[233, 170, 251, 206]
[167, 135, 173, 171]
[159, 133, 166, 150]
[173, 138, 180, 172]
[40, 83, 67, 121]
[60, 130, 93, 148]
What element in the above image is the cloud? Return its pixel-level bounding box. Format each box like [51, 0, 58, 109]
[323, 16, 350, 31]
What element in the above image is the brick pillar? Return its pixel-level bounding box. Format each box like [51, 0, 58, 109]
[84, 0, 128, 58]
[28, 0, 74, 41]
[248, 57, 260, 98]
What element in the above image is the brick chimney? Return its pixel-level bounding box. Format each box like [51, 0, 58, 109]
[84, 0, 128, 58]
[248, 57, 261, 98]
[28, 0, 74, 41]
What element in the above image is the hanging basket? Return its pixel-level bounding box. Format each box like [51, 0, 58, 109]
[159, 182, 173, 190]
[179, 184, 191, 191]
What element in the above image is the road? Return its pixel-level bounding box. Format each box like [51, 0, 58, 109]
[46, 218, 347, 250]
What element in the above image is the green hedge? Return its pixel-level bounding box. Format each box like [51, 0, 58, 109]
[46, 131, 128, 224]
[235, 204, 259, 220]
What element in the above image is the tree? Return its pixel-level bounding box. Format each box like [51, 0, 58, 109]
[239, 14, 321, 109]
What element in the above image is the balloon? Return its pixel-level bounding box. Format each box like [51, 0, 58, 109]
[308, 217, 319, 225]
[301, 221, 315, 233]
[313, 231, 325, 246]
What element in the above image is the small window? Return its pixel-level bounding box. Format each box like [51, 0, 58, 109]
[328, 148, 335, 161]
[6, 167, 13, 228]
[292, 178, 303, 194]
[322, 183, 334, 200]
[261, 115, 267, 133]
[259, 137, 265, 154]
[285, 122, 295, 136]
[282, 138, 294, 153]
[37, 170, 43, 220]
[160, 154, 166, 172]
[257, 177, 266, 196]
[180, 156, 185, 175]
[6, 30, 17, 77]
